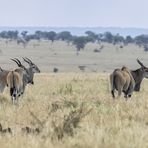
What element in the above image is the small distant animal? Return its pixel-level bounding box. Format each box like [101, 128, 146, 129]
[17, 38, 27, 48]
[78, 65, 86, 71]
[53, 67, 59, 73]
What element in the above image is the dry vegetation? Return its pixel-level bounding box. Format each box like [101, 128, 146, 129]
[0, 39, 148, 147]
[0, 73, 148, 148]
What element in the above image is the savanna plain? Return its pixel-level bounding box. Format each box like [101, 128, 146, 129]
[0, 40, 148, 148]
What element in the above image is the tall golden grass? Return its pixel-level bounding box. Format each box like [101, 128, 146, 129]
[0, 73, 148, 148]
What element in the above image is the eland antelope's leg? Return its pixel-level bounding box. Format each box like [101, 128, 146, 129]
[117, 87, 123, 98]
[11, 97, 15, 104]
[111, 90, 115, 98]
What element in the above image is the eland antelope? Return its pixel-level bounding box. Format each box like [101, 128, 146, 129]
[110, 59, 148, 99]
[11, 58, 40, 94]
[11, 58, 30, 95]
[6, 71, 23, 103]
[110, 66, 135, 99]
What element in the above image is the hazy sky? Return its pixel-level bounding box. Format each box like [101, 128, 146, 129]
[0, 0, 148, 28]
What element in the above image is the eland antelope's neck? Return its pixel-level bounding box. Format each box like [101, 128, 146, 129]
[131, 68, 144, 84]
[26, 67, 34, 84]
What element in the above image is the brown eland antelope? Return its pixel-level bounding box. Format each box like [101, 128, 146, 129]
[11, 58, 30, 95]
[6, 71, 23, 103]
[22, 57, 40, 84]
[110, 59, 148, 97]
[110, 66, 135, 99]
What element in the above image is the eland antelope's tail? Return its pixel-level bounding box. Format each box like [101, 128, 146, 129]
[110, 73, 115, 98]
[7, 71, 23, 103]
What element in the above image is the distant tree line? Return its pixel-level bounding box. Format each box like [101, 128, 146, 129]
[0, 30, 148, 52]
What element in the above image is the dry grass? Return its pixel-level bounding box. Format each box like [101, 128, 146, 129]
[0, 73, 148, 148]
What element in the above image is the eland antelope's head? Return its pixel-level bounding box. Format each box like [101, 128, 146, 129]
[23, 57, 40, 73]
[23, 57, 40, 84]
[137, 59, 148, 78]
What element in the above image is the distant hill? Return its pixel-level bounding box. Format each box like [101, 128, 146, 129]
[0, 26, 148, 37]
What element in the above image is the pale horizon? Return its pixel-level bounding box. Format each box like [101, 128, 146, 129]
[1, 26, 148, 29]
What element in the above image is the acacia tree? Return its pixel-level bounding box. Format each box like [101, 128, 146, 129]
[134, 35, 148, 47]
[124, 35, 133, 45]
[73, 36, 88, 55]
[103, 32, 114, 43]
[46, 31, 57, 43]
[57, 31, 72, 41]
[21, 31, 28, 39]
[85, 31, 98, 43]
[0, 30, 19, 40]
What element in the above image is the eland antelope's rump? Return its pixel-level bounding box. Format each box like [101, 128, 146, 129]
[7, 71, 23, 103]
[110, 67, 135, 99]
